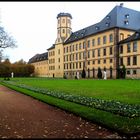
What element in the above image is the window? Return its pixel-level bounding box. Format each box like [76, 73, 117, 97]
[127, 70, 130, 75]
[125, 14, 129, 19]
[73, 63, 75, 69]
[67, 29, 71, 34]
[83, 62, 85, 67]
[133, 70, 137, 75]
[133, 56, 137, 65]
[92, 39, 95, 46]
[88, 61, 90, 65]
[58, 29, 60, 34]
[58, 19, 60, 24]
[79, 62, 81, 68]
[76, 63, 78, 69]
[98, 49, 100, 57]
[98, 60, 100, 64]
[58, 49, 60, 54]
[95, 26, 99, 30]
[110, 47, 113, 55]
[92, 50, 95, 57]
[127, 43, 131, 53]
[87, 40, 90, 48]
[103, 59, 106, 64]
[103, 36, 106, 44]
[62, 19, 65, 23]
[76, 44, 78, 51]
[120, 57, 123, 66]
[127, 57, 130, 66]
[64, 56, 65, 62]
[79, 43, 81, 50]
[92, 60, 95, 64]
[72, 45, 74, 51]
[109, 34, 113, 42]
[69, 63, 71, 69]
[124, 20, 129, 25]
[103, 48, 106, 56]
[62, 29, 65, 33]
[133, 42, 137, 52]
[67, 19, 70, 24]
[73, 54, 74, 61]
[58, 38, 60, 42]
[127, 34, 131, 37]
[70, 54, 72, 61]
[105, 22, 110, 27]
[120, 33, 124, 41]
[79, 53, 81, 60]
[110, 59, 112, 63]
[106, 15, 110, 20]
[64, 48, 65, 53]
[97, 37, 100, 45]
[120, 45, 123, 54]
[83, 51, 86, 59]
[83, 41, 86, 49]
[67, 46, 68, 53]
[88, 51, 90, 58]
[76, 53, 78, 60]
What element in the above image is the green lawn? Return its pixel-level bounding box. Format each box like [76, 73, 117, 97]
[0, 77, 140, 135]
[8, 77, 140, 104]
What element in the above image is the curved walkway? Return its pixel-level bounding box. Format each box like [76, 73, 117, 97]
[0, 85, 123, 138]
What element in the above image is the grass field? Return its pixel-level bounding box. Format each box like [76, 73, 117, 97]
[6, 77, 140, 104]
[0, 77, 140, 136]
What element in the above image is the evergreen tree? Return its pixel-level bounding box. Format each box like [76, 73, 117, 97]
[117, 66, 120, 79]
[97, 67, 102, 79]
[82, 68, 86, 78]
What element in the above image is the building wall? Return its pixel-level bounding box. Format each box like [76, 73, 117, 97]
[55, 43, 64, 77]
[119, 40, 140, 78]
[48, 49, 55, 77]
[31, 28, 136, 79]
[63, 28, 135, 79]
[31, 60, 49, 77]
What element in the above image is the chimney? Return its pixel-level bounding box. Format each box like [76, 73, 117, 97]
[120, 3, 124, 7]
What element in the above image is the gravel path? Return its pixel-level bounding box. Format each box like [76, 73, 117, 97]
[0, 85, 132, 138]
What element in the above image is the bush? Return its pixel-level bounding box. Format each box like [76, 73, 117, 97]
[117, 65, 126, 79]
[82, 68, 86, 78]
[63, 74, 67, 79]
[3, 80, 140, 118]
[97, 67, 102, 79]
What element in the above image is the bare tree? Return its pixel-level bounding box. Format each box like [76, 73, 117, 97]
[0, 27, 17, 49]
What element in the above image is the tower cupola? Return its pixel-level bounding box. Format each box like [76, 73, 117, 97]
[56, 12, 72, 43]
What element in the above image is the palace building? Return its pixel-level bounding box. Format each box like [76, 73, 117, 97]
[28, 4, 140, 79]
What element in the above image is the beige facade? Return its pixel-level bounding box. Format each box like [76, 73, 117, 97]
[29, 5, 140, 79]
[63, 28, 135, 79]
[31, 60, 48, 77]
[119, 39, 140, 78]
[48, 48, 55, 77]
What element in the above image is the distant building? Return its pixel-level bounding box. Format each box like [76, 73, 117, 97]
[28, 52, 48, 77]
[29, 4, 140, 79]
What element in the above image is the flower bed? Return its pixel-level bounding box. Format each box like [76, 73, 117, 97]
[3, 80, 140, 118]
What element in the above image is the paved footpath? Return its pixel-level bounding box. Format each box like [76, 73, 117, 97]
[0, 85, 128, 138]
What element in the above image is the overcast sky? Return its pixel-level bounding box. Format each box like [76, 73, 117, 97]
[0, 2, 140, 63]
